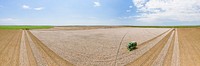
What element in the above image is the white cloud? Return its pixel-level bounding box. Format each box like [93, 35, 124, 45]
[126, 10, 131, 12]
[129, 6, 133, 8]
[94, 2, 101, 7]
[22, 5, 44, 11]
[132, 0, 200, 22]
[34, 7, 44, 11]
[0, 18, 17, 22]
[22, 5, 30, 9]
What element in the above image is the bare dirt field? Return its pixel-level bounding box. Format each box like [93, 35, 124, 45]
[178, 28, 200, 66]
[0, 27, 199, 66]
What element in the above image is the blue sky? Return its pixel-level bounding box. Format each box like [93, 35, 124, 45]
[0, 0, 200, 26]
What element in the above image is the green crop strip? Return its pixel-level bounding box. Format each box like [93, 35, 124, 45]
[0, 26, 53, 30]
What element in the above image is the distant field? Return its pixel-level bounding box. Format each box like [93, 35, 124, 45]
[0, 25, 199, 30]
[127, 25, 200, 28]
[0, 26, 53, 30]
[24, 26, 200, 31]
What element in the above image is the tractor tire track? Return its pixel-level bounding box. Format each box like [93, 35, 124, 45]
[126, 29, 173, 66]
[20, 30, 30, 66]
[152, 30, 174, 66]
[137, 29, 171, 47]
[171, 29, 180, 66]
[114, 29, 172, 65]
[25, 31, 38, 66]
[26, 31, 49, 66]
[162, 29, 175, 66]
[91, 29, 171, 62]
[27, 31, 74, 66]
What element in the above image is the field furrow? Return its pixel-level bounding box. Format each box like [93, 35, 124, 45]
[0, 30, 21, 66]
[11, 30, 22, 66]
[178, 28, 200, 66]
[0, 31, 15, 53]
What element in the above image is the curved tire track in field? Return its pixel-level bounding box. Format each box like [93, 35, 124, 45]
[27, 30, 74, 66]
[32, 28, 171, 65]
[88, 29, 172, 62]
[109, 28, 171, 59]
[4, 28, 200, 66]
[28, 28, 171, 65]
[126, 29, 174, 66]
[65, 28, 172, 63]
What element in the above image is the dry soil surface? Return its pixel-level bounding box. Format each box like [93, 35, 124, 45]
[31, 28, 170, 66]
[0, 27, 199, 66]
[0, 30, 73, 66]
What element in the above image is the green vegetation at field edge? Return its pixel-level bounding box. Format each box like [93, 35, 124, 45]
[0, 26, 53, 30]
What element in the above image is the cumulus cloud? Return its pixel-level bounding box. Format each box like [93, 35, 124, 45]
[22, 5, 30, 9]
[132, 0, 200, 22]
[94, 2, 101, 7]
[34, 7, 44, 11]
[0, 18, 17, 22]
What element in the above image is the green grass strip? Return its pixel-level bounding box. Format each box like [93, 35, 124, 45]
[0, 26, 53, 30]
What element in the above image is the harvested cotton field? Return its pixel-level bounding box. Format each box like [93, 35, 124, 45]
[0, 27, 200, 66]
[30, 27, 171, 66]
